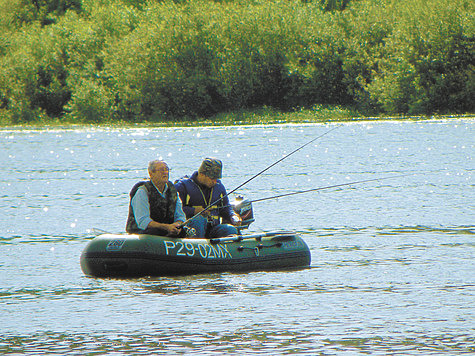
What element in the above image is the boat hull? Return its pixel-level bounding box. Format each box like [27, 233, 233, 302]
[80, 232, 311, 277]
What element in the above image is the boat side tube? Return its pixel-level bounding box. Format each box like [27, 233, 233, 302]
[80, 232, 311, 278]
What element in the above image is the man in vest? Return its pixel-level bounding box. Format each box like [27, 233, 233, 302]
[175, 157, 241, 238]
[126, 160, 186, 236]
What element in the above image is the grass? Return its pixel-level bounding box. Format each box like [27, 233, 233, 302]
[0, 105, 473, 129]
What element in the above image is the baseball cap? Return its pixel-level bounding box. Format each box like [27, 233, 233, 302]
[198, 157, 222, 179]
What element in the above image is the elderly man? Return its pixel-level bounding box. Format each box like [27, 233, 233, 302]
[126, 160, 186, 236]
[175, 157, 241, 238]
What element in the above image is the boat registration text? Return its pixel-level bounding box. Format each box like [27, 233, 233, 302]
[164, 241, 232, 259]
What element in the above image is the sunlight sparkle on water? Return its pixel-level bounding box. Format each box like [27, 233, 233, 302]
[0, 120, 473, 355]
[130, 130, 147, 137]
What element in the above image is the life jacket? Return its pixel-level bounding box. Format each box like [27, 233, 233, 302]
[126, 180, 177, 234]
[174, 172, 228, 227]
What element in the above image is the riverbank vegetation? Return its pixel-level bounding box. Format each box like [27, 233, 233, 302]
[0, 0, 473, 125]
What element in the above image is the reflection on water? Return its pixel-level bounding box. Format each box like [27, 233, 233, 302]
[140, 279, 240, 295]
[1, 329, 473, 354]
[1, 120, 474, 354]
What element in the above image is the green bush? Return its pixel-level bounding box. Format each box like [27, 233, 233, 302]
[0, 23, 71, 123]
[0, 0, 82, 28]
[338, 0, 396, 113]
[0, 0, 472, 124]
[364, 0, 474, 114]
[214, 1, 299, 109]
[319, 0, 352, 12]
[63, 2, 139, 122]
[98, 1, 223, 120]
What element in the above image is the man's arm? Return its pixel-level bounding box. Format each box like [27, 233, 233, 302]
[131, 187, 153, 230]
[220, 188, 241, 226]
[174, 180, 195, 218]
[131, 187, 182, 235]
[174, 193, 186, 223]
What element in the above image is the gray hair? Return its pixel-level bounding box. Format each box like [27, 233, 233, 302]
[148, 160, 168, 172]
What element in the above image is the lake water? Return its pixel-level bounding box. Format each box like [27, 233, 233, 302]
[1, 119, 473, 354]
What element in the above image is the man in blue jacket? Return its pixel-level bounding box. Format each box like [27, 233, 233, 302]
[175, 158, 241, 238]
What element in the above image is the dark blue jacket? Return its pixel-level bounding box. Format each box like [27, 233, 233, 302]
[175, 171, 234, 226]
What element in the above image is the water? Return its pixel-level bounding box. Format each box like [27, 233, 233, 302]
[1, 119, 474, 354]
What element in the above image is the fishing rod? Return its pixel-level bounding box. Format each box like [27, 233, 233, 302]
[224, 124, 342, 198]
[180, 125, 342, 227]
[228, 173, 416, 207]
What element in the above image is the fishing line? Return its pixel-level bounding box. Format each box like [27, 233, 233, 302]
[227, 173, 417, 207]
[180, 125, 342, 227]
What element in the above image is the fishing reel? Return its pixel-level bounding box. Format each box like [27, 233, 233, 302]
[182, 226, 197, 238]
[231, 195, 255, 231]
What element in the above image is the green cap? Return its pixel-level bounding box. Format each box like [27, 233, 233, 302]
[198, 157, 222, 179]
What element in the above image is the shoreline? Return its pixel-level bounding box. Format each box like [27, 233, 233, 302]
[0, 112, 473, 131]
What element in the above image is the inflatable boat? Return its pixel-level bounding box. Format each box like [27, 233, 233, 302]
[80, 231, 311, 277]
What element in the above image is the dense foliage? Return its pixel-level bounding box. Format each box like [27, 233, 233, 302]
[0, 0, 473, 123]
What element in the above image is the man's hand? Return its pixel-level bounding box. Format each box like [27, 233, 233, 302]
[230, 214, 242, 226]
[147, 220, 182, 236]
[166, 221, 183, 236]
[194, 206, 210, 216]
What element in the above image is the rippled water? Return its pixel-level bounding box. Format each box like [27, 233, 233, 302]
[1, 120, 474, 354]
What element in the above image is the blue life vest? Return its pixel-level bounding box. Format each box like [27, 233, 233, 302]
[175, 171, 233, 227]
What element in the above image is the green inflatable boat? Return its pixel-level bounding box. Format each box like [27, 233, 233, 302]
[80, 231, 311, 277]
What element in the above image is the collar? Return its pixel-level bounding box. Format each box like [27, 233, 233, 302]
[151, 181, 168, 196]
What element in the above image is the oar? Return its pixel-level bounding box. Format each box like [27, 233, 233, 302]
[180, 125, 342, 227]
[209, 230, 296, 244]
[90, 228, 112, 236]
